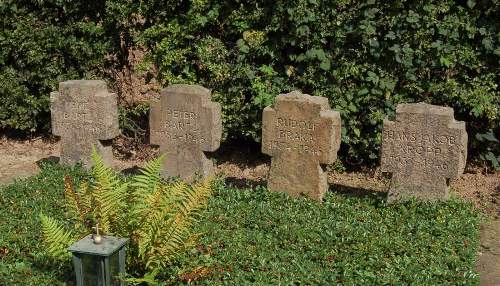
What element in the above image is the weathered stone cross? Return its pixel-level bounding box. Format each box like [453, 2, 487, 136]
[262, 91, 341, 201]
[149, 84, 222, 180]
[381, 103, 467, 203]
[51, 80, 119, 168]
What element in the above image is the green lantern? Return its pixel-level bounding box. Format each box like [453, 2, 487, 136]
[68, 226, 129, 286]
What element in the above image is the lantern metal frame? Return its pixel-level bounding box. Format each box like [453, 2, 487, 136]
[68, 234, 129, 286]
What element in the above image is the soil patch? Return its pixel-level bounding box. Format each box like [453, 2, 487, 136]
[1, 137, 497, 213]
[0, 136, 59, 184]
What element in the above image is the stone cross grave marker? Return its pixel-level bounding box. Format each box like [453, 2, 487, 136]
[262, 91, 341, 201]
[149, 84, 222, 180]
[381, 102, 467, 203]
[51, 80, 119, 168]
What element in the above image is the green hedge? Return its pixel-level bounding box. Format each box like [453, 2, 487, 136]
[0, 0, 126, 131]
[1, 0, 498, 166]
[140, 0, 499, 165]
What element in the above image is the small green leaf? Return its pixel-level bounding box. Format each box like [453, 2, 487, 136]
[484, 152, 500, 170]
[385, 31, 396, 40]
[348, 102, 357, 112]
[236, 39, 249, 53]
[439, 57, 452, 67]
[353, 127, 361, 137]
[477, 131, 499, 143]
[320, 60, 331, 71]
[482, 38, 493, 50]
[357, 88, 369, 96]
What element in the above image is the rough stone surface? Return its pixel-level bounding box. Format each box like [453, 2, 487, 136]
[381, 102, 467, 203]
[262, 91, 341, 201]
[51, 80, 119, 168]
[149, 84, 222, 180]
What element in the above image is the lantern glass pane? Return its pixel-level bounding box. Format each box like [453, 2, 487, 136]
[81, 254, 103, 285]
[110, 251, 121, 285]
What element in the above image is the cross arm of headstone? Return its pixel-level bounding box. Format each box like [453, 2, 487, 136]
[380, 117, 397, 174]
[198, 97, 222, 152]
[262, 91, 341, 163]
[92, 91, 120, 140]
[442, 119, 467, 179]
[261, 105, 278, 157]
[317, 109, 342, 164]
[50, 90, 64, 137]
[381, 103, 467, 179]
[149, 84, 222, 151]
[149, 99, 163, 147]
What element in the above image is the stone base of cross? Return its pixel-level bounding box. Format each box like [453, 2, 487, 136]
[387, 174, 450, 203]
[60, 133, 114, 168]
[381, 103, 467, 203]
[262, 91, 341, 202]
[268, 154, 329, 201]
[160, 144, 215, 180]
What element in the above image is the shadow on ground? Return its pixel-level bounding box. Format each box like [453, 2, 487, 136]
[36, 156, 60, 165]
[329, 183, 387, 201]
[224, 177, 266, 189]
[211, 139, 269, 168]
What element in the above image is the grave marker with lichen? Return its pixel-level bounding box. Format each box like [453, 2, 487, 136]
[149, 84, 222, 180]
[51, 80, 119, 168]
[262, 91, 341, 201]
[381, 103, 467, 203]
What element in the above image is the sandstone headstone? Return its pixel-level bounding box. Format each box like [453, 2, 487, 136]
[51, 80, 119, 168]
[149, 84, 222, 180]
[262, 91, 341, 201]
[381, 102, 467, 203]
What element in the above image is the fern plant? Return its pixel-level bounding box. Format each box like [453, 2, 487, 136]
[40, 149, 214, 281]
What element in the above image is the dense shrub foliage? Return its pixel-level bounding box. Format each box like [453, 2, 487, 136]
[1, 0, 498, 165]
[140, 0, 499, 164]
[0, 0, 111, 131]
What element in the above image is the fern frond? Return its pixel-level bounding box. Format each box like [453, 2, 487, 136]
[77, 181, 92, 215]
[131, 155, 165, 198]
[64, 176, 85, 224]
[129, 155, 169, 228]
[174, 178, 213, 219]
[125, 270, 160, 285]
[107, 182, 130, 236]
[90, 146, 121, 190]
[137, 178, 214, 271]
[40, 213, 75, 260]
[144, 212, 192, 270]
[93, 182, 125, 234]
[90, 148, 127, 235]
[131, 180, 189, 230]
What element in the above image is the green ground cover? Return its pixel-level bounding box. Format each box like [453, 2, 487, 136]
[0, 162, 482, 285]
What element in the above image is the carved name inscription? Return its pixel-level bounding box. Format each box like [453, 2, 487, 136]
[262, 91, 341, 201]
[51, 80, 119, 167]
[152, 108, 206, 144]
[149, 84, 222, 181]
[266, 117, 323, 156]
[381, 103, 467, 203]
[382, 129, 460, 172]
[52, 101, 108, 135]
